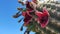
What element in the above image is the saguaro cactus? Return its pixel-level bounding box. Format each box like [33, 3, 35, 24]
[13, 0, 60, 34]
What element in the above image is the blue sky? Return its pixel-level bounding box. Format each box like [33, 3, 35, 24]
[0, 0, 35, 34]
